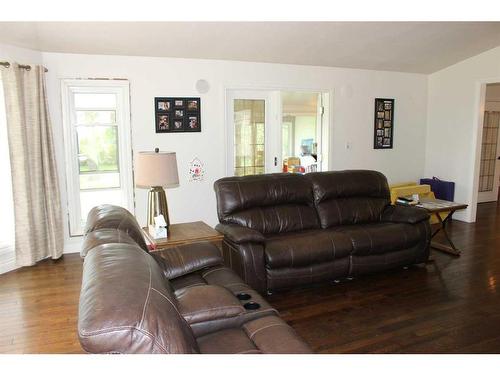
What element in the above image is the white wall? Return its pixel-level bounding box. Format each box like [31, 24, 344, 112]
[0, 47, 429, 253]
[425, 46, 500, 222]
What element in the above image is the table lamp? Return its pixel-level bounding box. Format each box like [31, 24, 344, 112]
[135, 148, 179, 231]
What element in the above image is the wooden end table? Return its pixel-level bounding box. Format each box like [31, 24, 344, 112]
[415, 198, 468, 256]
[142, 221, 223, 252]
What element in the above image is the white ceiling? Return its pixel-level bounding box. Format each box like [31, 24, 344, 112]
[1, 22, 500, 73]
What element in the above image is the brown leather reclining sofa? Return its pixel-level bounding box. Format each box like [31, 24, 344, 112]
[214, 170, 431, 293]
[78, 205, 311, 354]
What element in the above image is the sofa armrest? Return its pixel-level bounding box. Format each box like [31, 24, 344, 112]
[381, 204, 429, 224]
[215, 223, 265, 244]
[176, 285, 245, 324]
[152, 242, 224, 279]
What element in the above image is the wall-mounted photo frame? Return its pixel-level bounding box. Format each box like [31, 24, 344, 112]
[155, 97, 201, 133]
[374, 98, 394, 149]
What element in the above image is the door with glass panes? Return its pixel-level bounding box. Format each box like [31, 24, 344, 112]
[226, 89, 326, 177]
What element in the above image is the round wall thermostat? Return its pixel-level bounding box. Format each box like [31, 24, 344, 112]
[195, 79, 210, 94]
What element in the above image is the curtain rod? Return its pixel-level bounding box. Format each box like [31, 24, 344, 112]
[0, 61, 48, 73]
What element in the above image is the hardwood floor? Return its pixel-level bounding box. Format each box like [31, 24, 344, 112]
[0, 202, 499, 353]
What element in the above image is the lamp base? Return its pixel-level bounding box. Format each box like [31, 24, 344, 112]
[147, 186, 170, 230]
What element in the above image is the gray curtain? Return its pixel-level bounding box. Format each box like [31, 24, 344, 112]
[1, 63, 63, 266]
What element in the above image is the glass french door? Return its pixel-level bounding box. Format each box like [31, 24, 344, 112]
[226, 89, 328, 177]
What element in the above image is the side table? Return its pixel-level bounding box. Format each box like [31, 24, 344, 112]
[415, 198, 468, 256]
[142, 221, 224, 252]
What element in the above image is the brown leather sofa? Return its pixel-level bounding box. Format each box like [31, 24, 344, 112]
[78, 205, 311, 354]
[214, 170, 431, 293]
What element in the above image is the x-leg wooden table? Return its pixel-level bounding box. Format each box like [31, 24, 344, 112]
[416, 199, 468, 257]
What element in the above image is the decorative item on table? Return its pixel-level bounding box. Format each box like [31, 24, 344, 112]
[374, 98, 394, 149]
[155, 97, 201, 133]
[134, 148, 179, 238]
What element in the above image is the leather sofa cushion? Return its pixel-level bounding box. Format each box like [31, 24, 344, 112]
[222, 204, 319, 235]
[176, 285, 245, 324]
[307, 170, 391, 228]
[331, 222, 423, 256]
[85, 204, 148, 251]
[264, 230, 352, 268]
[197, 315, 312, 354]
[214, 173, 319, 234]
[152, 242, 223, 280]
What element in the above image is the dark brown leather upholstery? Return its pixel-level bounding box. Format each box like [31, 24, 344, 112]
[176, 285, 246, 324]
[151, 241, 223, 279]
[78, 205, 311, 354]
[85, 205, 148, 251]
[214, 173, 319, 234]
[307, 170, 391, 228]
[214, 170, 431, 292]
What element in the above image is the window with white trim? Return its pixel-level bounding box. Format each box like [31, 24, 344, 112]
[62, 80, 134, 236]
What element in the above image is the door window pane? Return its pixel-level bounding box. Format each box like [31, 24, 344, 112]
[233, 99, 265, 176]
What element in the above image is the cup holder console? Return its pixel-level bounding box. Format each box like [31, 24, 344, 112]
[243, 302, 261, 310]
[236, 293, 251, 301]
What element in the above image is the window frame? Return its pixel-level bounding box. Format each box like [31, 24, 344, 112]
[61, 79, 134, 236]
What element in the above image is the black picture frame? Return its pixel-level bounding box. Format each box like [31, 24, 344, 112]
[155, 97, 201, 133]
[374, 98, 394, 149]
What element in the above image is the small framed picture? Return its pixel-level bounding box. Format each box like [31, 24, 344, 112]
[174, 99, 184, 107]
[175, 110, 184, 118]
[157, 100, 170, 112]
[377, 119, 383, 129]
[187, 99, 199, 111]
[377, 111, 385, 119]
[156, 114, 170, 132]
[384, 128, 391, 137]
[173, 120, 184, 131]
[186, 115, 200, 131]
[384, 111, 391, 120]
[377, 102, 384, 111]
[384, 120, 391, 127]
[384, 102, 392, 110]
[376, 137, 383, 147]
[383, 138, 391, 146]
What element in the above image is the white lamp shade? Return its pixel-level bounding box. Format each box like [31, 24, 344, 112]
[135, 151, 179, 188]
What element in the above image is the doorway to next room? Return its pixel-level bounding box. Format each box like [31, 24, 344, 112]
[225, 89, 330, 177]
